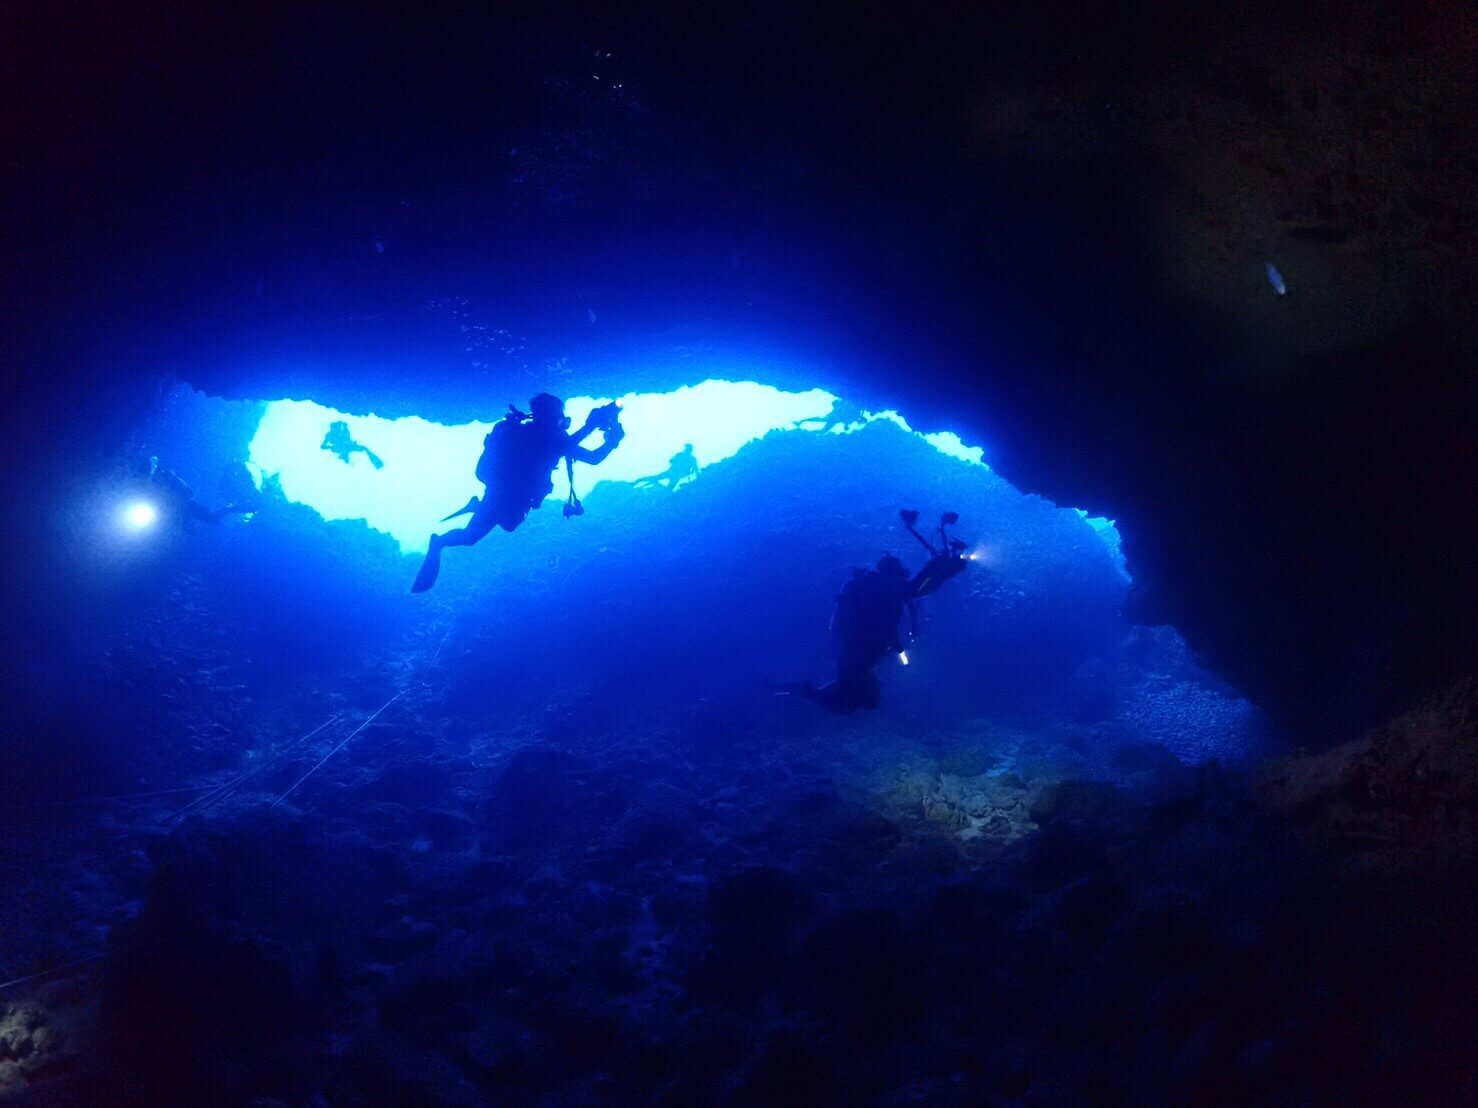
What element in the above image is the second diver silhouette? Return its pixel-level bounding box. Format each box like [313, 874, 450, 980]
[785, 509, 973, 713]
[321, 420, 384, 469]
[411, 393, 625, 592]
[798, 398, 865, 434]
[144, 456, 257, 526]
[633, 443, 698, 490]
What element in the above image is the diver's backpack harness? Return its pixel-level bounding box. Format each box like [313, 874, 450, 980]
[440, 406, 540, 524]
[475, 405, 528, 488]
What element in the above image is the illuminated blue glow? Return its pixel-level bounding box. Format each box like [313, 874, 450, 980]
[123, 501, 158, 530]
[1076, 508, 1127, 579]
[837, 410, 989, 468]
[245, 377, 1118, 569]
[249, 380, 836, 554]
[920, 430, 986, 467]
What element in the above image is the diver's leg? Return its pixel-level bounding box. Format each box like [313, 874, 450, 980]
[783, 678, 852, 714]
[412, 508, 496, 592]
[785, 680, 833, 709]
[825, 660, 881, 713]
[435, 508, 498, 549]
[411, 535, 447, 593]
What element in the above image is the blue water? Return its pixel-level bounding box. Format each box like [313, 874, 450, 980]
[122, 376, 1248, 763]
[4, 373, 1282, 1104]
[239, 380, 1052, 557]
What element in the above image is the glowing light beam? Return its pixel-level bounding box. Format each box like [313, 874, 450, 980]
[248, 380, 837, 554]
[244, 376, 1123, 576]
[122, 501, 158, 531]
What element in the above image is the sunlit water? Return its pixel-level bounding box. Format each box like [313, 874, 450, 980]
[244, 378, 1122, 570]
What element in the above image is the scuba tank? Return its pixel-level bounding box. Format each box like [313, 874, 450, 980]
[475, 405, 529, 487]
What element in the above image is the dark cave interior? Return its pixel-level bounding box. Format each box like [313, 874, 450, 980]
[1, 2, 1474, 1103]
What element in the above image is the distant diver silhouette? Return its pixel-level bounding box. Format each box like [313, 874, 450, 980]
[216, 461, 265, 516]
[786, 509, 972, 713]
[633, 443, 698, 490]
[412, 393, 625, 592]
[799, 398, 865, 434]
[321, 420, 384, 469]
[147, 457, 253, 525]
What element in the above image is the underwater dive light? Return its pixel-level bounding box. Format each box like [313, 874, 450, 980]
[967, 542, 1001, 567]
[122, 501, 159, 531]
[899, 650, 910, 666]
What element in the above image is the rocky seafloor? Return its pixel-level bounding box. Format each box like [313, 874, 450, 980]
[6, 662, 1475, 1106]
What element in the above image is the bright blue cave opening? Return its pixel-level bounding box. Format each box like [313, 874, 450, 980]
[116, 374, 1265, 765]
[245, 377, 1125, 572]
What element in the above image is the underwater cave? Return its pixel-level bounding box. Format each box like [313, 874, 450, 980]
[0, 370, 1290, 1101]
[84, 375, 1259, 770]
[6, 348, 1469, 1104]
[6, 3, 1476, 1103]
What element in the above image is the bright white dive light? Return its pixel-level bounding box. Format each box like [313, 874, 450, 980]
[123, 501, 158, 530]
[898, 650, 910, 666]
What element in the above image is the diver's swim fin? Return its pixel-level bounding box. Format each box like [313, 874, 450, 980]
[439, 495, 481, 523]
[411, 541, 443, 593]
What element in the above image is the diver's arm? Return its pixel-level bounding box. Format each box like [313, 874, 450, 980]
[155, 470, 195, 503]
[567, 424, 625, 466]
[908, 553, 968, 599]
[908, 562, 950, 600]
[568, 414, 602, 445]
[569, 401, 623, 444]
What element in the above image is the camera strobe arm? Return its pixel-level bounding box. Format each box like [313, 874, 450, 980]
[899, 509, 940, 556]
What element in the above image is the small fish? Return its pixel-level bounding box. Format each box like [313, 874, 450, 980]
[1265, 261, 1287, 296]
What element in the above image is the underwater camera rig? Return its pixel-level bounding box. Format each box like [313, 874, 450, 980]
[585, 401, 623, 431]
[900, 508, 971, 597]
[900, 508, 968, 558]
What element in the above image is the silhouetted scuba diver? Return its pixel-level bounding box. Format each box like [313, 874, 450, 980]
[412, 393, 625, 592]
[147, 457, 252, 525]
[787, 510, 972, 714]
[321, 420, 384, 469]
[633, 443, 698, 490]
[216, 461, 265, 517]
[799, 398, 865, 434]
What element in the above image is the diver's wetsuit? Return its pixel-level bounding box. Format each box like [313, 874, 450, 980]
[151, 466, 236, 525]
[799, 399, 865, 434]
[412, 403, 623, 592]
[793, 551, 969, 714]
